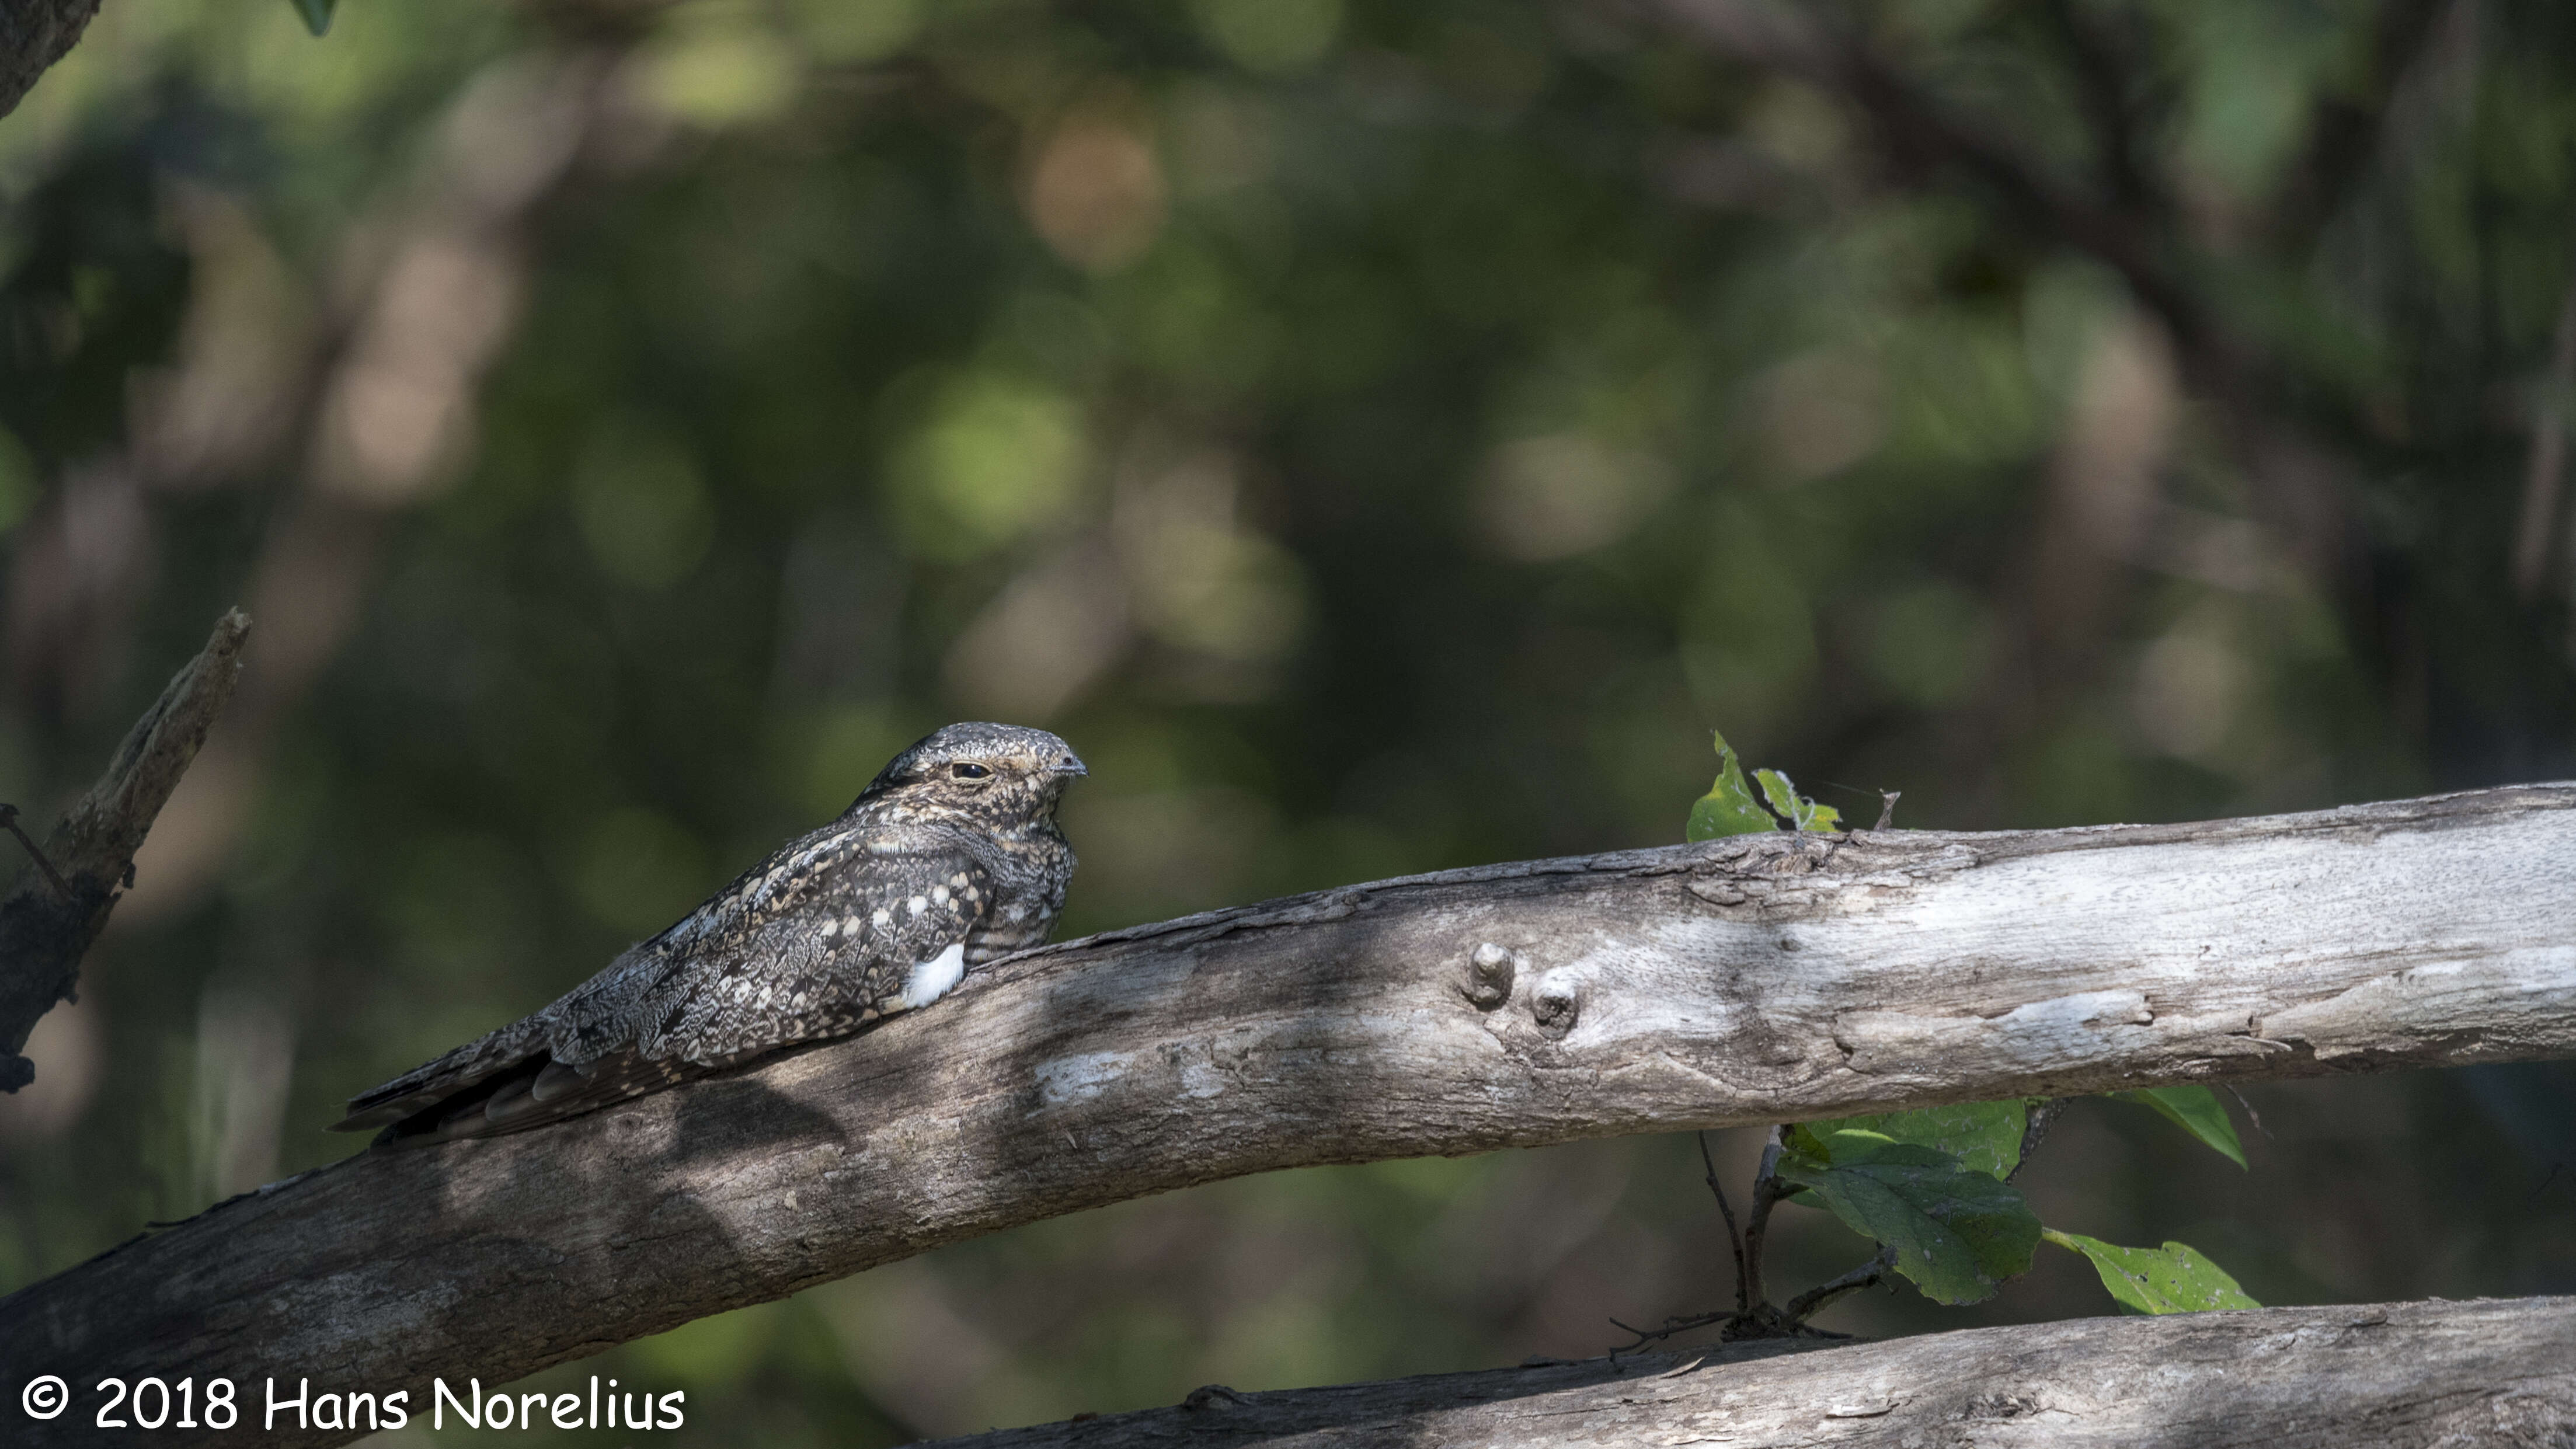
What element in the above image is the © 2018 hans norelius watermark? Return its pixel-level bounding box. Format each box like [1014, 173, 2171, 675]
[16, 1371, 685, 1434]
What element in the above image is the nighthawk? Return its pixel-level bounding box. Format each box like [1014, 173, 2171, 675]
[333, 722, 1084, 1147]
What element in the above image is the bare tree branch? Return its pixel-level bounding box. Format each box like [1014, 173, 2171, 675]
[1738, 1125, 1787, 1315]
[2515, 272, 2576, 599]
[2276, 0, 2452, 245]
[1693, 1130, 1747, 1314]
[2035, 0, 2160, 219]
[928, 1296, 2576, 1448]
[1, 784, 2571, 1447]
[0, 609, 249, 1090]
[1645, 0, 2386, 607]
[1653, 0, 2219, 377]
[1780, 1244, 1895, 1325]
[0, 0, 102, 121]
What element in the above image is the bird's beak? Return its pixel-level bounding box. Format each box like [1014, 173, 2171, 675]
[1050, 754, 1088, 779]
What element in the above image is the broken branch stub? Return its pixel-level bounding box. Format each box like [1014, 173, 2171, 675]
[0, 608, 250, 1089]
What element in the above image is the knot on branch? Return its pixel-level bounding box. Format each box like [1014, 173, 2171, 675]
[1531, 970, 1582, 1039]
[1462, 941, 1517, 1009]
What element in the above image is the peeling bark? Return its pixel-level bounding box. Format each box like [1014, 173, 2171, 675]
[0, 783, 2570, 1447]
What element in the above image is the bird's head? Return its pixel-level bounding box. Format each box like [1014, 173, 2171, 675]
[857, 722, 1087, 828]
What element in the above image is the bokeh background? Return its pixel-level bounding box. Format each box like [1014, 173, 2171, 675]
[3, 0, 2574, 1441]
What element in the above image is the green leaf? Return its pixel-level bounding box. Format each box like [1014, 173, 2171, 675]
[1686, 729, 1844, 840]
[291, 0, 337, 36]
[1799, 1100, 2027, 1180]
[2043, 1230, 2260, 1314]
[1780, 1126, 1891, 1168]
[1753, 767, 1843, 831]
[1774, 1138, 2042, 1305]
[1686, 729, 1778, 840]
[2111, 1086, 2247, 1169]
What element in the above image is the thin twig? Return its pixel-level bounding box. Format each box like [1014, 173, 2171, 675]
[1607, 1308, 1733, 1357]
[1784, 1246, 1898, 1325]
[1610, 1127, 1822, 1360]
[1698, 1130, 1749, 1315]
[1607, 1305, 1853, 1358]
[2528, 1162, 2567, 1208]
[1739, 1125, 1787, 1312]
[1872, 790, 1900, 832]
[2225, 1085, 2269, 1138]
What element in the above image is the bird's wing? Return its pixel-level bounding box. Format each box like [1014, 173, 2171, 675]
[628, 843, 997, 1067]
[336, 845, 997, 1146]
[328, 917, 685, 1135]
[329, 1012, 555, 1133]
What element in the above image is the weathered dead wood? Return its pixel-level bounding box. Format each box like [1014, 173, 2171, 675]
[1, 783, 2571, 1447]
[0, 609, 250, 1091]
[929, 1296, 2576, 1448]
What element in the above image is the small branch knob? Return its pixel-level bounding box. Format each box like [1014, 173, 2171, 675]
[1463, 942, 1517, 1009]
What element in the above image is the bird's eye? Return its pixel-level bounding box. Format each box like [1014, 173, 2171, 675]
[951, 762, 991, 780]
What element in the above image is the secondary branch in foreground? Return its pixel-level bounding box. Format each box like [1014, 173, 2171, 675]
[0, 0, 105, 121]
[2, 783, 2571, 1447]
[0, 608, 249, 1091]
[928, 1296, 2575, 1448]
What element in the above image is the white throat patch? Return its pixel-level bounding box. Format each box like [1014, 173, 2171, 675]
[898, 941, 967, 1010]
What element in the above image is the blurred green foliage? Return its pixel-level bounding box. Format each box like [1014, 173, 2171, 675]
[2, 0, 2574, 1441]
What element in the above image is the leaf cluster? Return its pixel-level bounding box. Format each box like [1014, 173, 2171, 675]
[1685, 730, 1842, 841]
[1781, 1095, 2252, 1313]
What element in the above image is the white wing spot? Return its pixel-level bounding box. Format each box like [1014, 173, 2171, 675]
[907, 895, 928, 915]
[844, 914, 864, 935]
[932, 884, 951, 905]
[897, 942, 967, 1010]
[949, 873, 970, 889]
[1003, 903, 1030, 922]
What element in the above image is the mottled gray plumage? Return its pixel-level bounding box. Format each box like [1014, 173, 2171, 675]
[335, 722, 1083, 1146]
